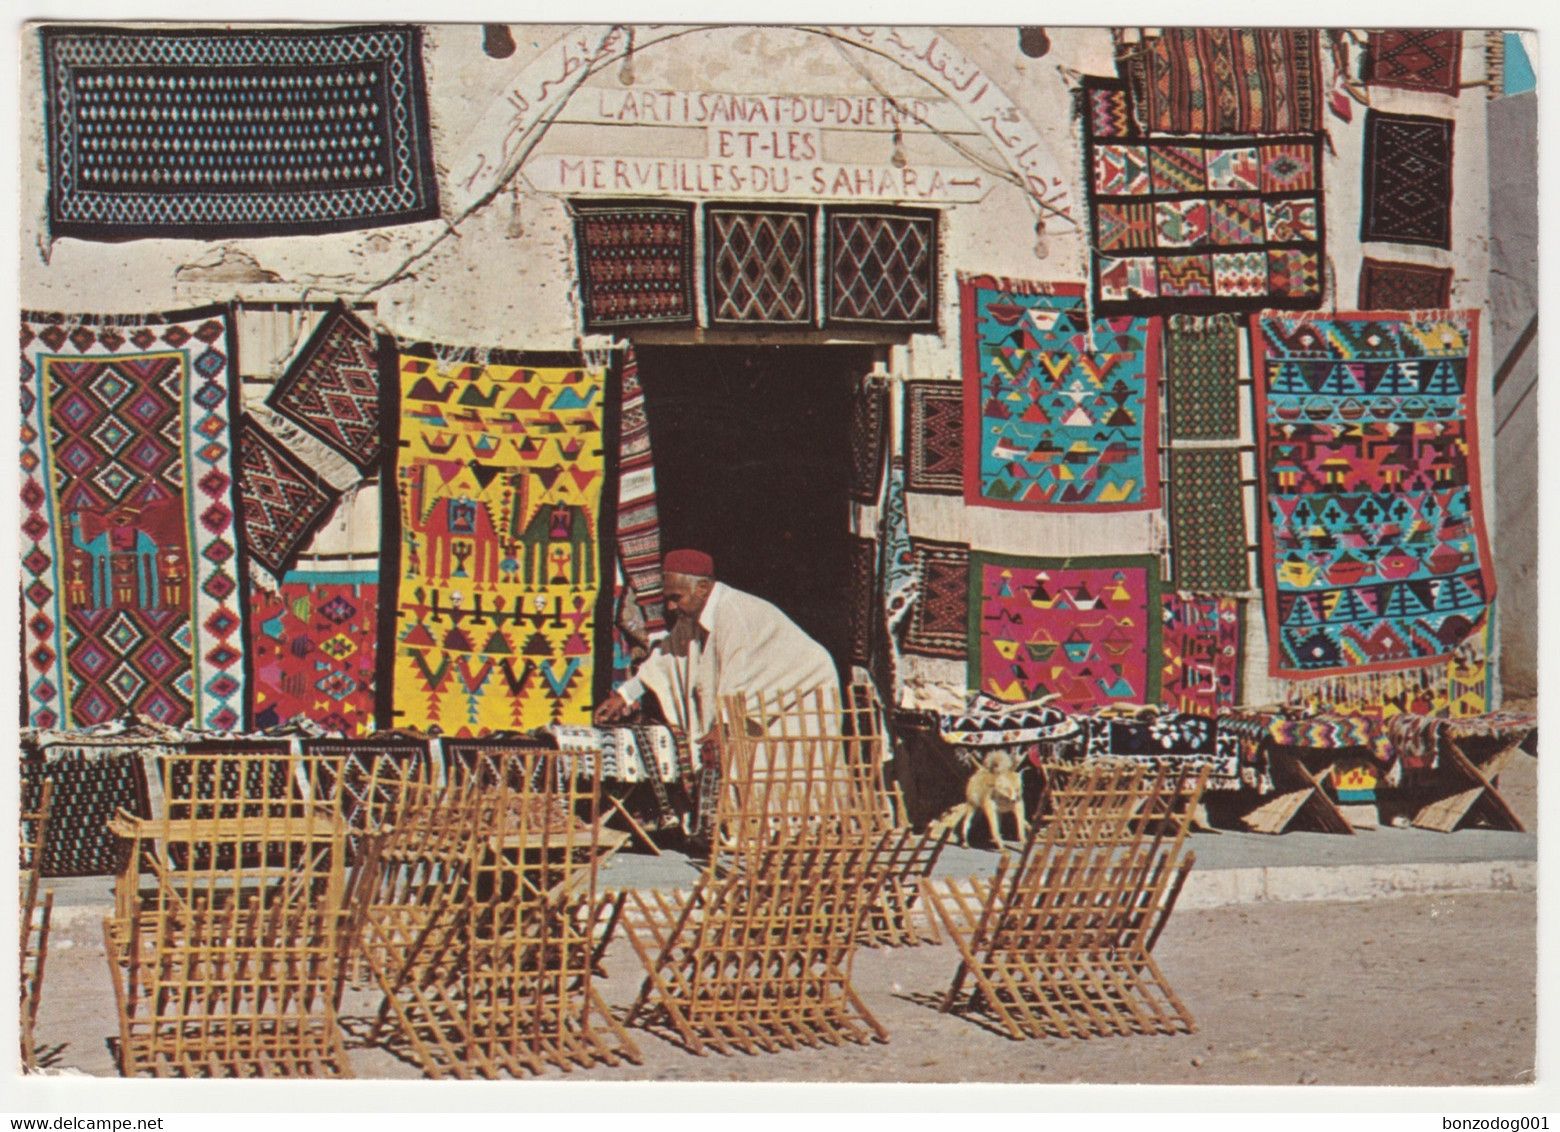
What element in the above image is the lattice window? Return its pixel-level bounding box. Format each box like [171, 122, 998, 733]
[706, 207, 814, 324]
[825, 208, 939, 328]
[572, 199, 697, 330]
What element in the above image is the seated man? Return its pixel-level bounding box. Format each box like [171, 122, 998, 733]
[593, 549, 838, 743]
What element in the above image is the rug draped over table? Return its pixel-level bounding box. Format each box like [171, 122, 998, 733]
[968, 552, 1161, 711]
[1254, 312, 1494, 678]
[1126, 28, 1323, 135]
[248, 564, 380, 736]
[21, 722, 167, 876]
[1083, 79, 1325, 317]
[382, 346, 613, 735]
[962, 276, 1158, 511]
[1365, 29, 1463, 95]
[1361, 111, 1455, 249]
[21, 306, 249, 731]
[1079, 713, 1241, 788]
[1167, 449, 1249, 592]
[1160, 592, 1243, 715]
[40, 25, 439, 240]
[1358, 259, 1454, 313]
[904, 380, 964, 494]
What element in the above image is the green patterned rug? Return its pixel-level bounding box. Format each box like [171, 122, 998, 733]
[1165, 315, 1241, 440]
[1168, 448, 1249, 591]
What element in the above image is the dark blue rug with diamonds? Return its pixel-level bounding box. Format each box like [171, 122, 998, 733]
[40, 24, 440, 240]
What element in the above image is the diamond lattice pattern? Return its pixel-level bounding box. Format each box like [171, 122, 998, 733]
[829, 213, 936, 324]
[709, 211, 812, 323]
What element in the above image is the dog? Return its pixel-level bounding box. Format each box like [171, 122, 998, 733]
[926, 750, 1028, 847]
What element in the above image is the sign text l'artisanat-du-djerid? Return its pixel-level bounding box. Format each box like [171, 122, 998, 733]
[528, 88, 992, 203]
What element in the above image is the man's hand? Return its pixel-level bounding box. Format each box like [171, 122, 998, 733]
[593, 692, 636, 726]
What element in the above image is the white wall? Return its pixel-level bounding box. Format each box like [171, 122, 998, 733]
[18, 23, 1507, 707]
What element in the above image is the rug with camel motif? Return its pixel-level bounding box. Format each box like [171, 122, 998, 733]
[382, 344, 613, 735]
[20, 306, 249, 731]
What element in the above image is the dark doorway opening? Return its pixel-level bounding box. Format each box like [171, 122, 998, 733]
[633, 345, 877, 678]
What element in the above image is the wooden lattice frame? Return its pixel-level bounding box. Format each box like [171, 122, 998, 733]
[714, 685, 895, 847]
[295, 738, 438, 986]
[621, 829, 894, 1055]
[355, 747, 641, 1078]
[299, 738, 436, 860]
[20, 779, 55, 1072]
[1413, 724, 1534, 833]
[1242, 750, 1354, 836]
[105, 746, 352, 1077]
[714, 685, 946, 945]
[924, 761, 1207, 1041]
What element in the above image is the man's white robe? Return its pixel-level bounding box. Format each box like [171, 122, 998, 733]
[617, 582, 838, 742]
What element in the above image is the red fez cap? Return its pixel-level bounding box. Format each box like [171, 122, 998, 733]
[663, 549, 714, 577]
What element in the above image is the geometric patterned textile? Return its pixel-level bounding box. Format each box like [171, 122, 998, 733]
[1079, 713, 1240, 786]
[40, 25, 439, 240]
[1266, 714, 1383, 753]
[1388, 709, 1537, 775]
[1358, 258, 1454, 313]
[546, 723, 681, 785]
[384, 346, 609, 736]
[1083, 78, 1325, 317]
[248, 565, 379, 735]
[1167, 449, 1249, 592]
[961, 276, 1159, 511]
[299, 736, 433, 860]
[904, 380, 963, 494]
[1160, 592, 1243, 716]
[847, 536, 877, 668]
[1282, 619, 1494, 722]
[706, 206, 813, 325]
[825, 207, 938, 328]
[935, 696, 1078, 747]
[1164, 315, 1242, 440]
[616, 345, 664, 633]
[20, 744, 153, 877]
[850, 376, 889, 504]
[968, 551, 1161, 710]
[1365, 29, 1463, 95]
[235, 417, 342, 578]
[903, 539, 968, 659]
[1253, 312, 1494, 677]
[573, 200, 696, 330]
[1361, 111, 1455, 250]
[881, 462, 917, 631]
[1216, 710, 1279, 792]
[20, 306, 248, 731]
[266, 302, 388, 474]
[1126, 28, 1323, 135]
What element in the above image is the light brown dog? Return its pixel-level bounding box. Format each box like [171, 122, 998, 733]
[926, 750, 1028, 847]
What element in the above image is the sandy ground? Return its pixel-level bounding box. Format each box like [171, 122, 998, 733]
[29, 887, 1535, 1086]
[27, 699, 1539, 1086]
